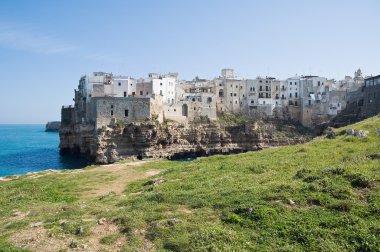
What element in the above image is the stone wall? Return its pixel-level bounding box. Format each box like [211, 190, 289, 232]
[92, 97, 152, 129]
[362, 85, 380, 118]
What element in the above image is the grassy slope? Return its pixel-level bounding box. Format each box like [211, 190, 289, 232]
[0, 116, 380, 251]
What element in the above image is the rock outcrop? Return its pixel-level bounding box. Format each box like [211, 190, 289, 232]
[60, 120, 311, 164]
[45, 121, 61, 132]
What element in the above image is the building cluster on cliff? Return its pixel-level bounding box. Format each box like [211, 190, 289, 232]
[62, 68, 380, 129]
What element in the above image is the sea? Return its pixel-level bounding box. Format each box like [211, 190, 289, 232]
[0, 124, 88, 177]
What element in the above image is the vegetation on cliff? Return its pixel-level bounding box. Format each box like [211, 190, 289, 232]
[1, 115, 380, 251]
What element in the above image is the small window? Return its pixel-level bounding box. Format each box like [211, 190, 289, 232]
[146, 92, 149, 95]
[118, 82, 121, 86]
[160, 83, 163, 86]
[111, 110, 113, 116]
[132, 92, 135, 96]
[111, 105, 114, 109]
[125, 110, 129, 117]
[160, 90, 163, 96]
[140, 91, 143, 95]
[124, 92, 126, 97]
[234, 93, 237, 96]
[130, 83, 132, 86]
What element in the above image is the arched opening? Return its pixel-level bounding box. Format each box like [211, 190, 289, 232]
[219, 89, 224, 97]
[182, 104, 188, 117]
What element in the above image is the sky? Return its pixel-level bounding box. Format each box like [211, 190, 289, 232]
[0, 0, 379, 123]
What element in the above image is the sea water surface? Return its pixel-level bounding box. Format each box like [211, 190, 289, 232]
[0, 124, 88, 177]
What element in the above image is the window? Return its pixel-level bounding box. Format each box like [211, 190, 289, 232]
[230, 93, 233, 97]
[207, 97, 212, 103]
[234, 93, 237, 96]
[160, 90, 163, 96]
[140, 91, 143, 95]
[124, 92, 127, 97]
[130, 83, 132, 86]
[236, 85, 238, 88]
[260, 86, 262, 91]
[111, 110, 113, 116]
[295, 101, 298, 106]
[235, 101, 237, 104]
[219, 89, 224, 97]
[132, 92, 135, 96]
[118, 82, 121, 86]
[259, 80, 262, 83]
[125, 110, 129, 117]
[290, 82, 292, 85]
[251, 100, 254, 104]
[160, 83, 163, 86]
[295, 82, 297, 85]
[111, 105, 114, 109]
[318, 81, 320, 86]
[295, 92, 298, 98]
[146, 92, 149, 95]
[289, 93, 292, 98]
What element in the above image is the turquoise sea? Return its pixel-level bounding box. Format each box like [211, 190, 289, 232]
[0, 124, 88, 177]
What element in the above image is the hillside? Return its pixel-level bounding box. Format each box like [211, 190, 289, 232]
[1, 115, 380, 251]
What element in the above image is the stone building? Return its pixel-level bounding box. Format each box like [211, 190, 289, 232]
[62, 68, 372, 130]
[361, 75, 380, 118]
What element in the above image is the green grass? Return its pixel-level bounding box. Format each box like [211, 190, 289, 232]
[0, 115, 380, 251]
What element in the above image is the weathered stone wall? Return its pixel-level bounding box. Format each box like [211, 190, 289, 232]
[362, 85, 380, 118]
[92, 97, 152, 129]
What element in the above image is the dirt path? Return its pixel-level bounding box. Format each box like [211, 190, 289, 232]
[7, 160, 163, 252]
[84, 161, 162, 197]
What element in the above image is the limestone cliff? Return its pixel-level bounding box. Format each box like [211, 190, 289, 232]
[60, 120, 311, 164]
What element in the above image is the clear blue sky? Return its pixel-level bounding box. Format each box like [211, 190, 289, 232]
[0, 0, 379, 123]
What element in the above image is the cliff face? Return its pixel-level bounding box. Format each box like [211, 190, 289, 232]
[60, 120, 311, 164]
